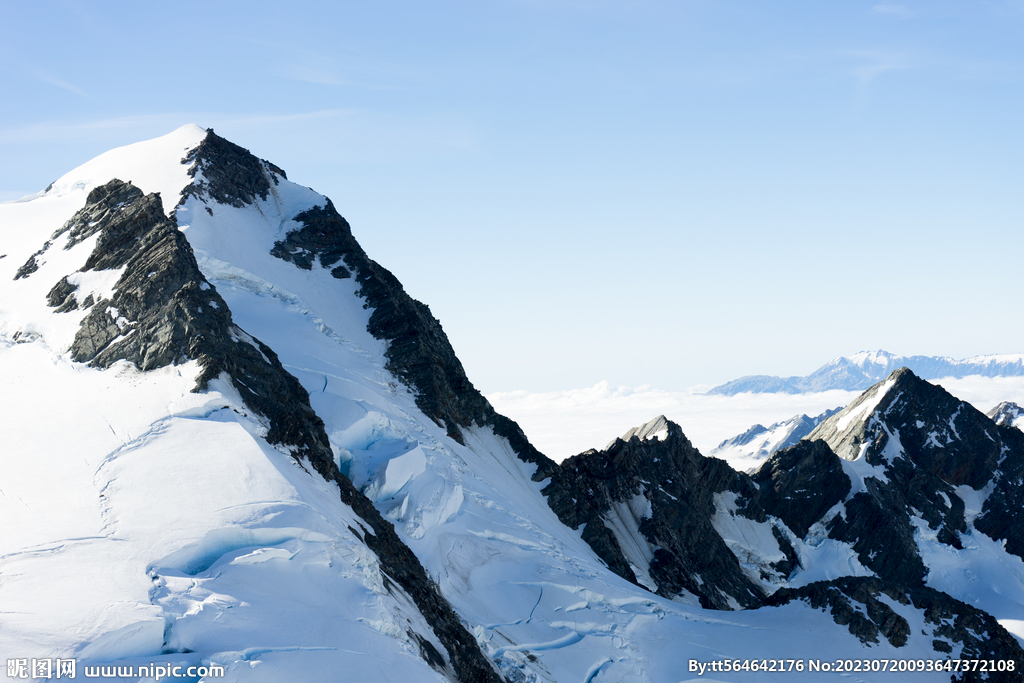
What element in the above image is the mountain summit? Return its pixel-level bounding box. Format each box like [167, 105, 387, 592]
[3, 127, 1023, 682]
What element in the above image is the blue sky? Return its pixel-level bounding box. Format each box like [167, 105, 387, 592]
[2, 1, 1022, 392]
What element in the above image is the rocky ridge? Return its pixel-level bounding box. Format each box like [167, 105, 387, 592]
[709, 406, 842, 464]
[171, 132, 505, 683]
[540, 370, 1024, 677]
[542, 416, 765, 609]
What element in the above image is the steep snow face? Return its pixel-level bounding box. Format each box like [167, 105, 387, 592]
[43, 124, 206, 215]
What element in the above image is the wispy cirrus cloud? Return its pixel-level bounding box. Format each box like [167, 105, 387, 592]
[25, 66, 92, 99]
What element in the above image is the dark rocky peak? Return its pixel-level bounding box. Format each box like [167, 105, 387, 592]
[543, 417, 765, 610]
[178, 129, 286, 210]
[988, 401, 1024, 429]
[797, 367, 1024, 579]
[811, 367, 1004, 488]
[765, 577, 1024, 680]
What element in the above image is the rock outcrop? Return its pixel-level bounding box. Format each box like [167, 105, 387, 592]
[543, 416, 766, 609]
[766, 577, 1023, 683]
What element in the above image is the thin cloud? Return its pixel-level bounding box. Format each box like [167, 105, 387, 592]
[26, 67, 92, 99]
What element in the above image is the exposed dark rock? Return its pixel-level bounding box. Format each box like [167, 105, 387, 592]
[47, 276, 79, 312]
[808, 368, 1024, 568]
[767, 577, 1024, 683]
[543, 417, 766, 609]
[62, 179, 151, 251]
[973, 423, 1024, 558]
[747, 439, 849, 538]
[825, 483, 929, 587]
[13, 241, 50, 280]
[59, 177, 503, 683]
[178, 129, 285, 210]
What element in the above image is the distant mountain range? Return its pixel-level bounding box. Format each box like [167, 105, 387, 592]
[707, 350, 1024, 395]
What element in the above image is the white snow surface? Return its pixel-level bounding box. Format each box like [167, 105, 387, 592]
[0, 128, 1006, 681]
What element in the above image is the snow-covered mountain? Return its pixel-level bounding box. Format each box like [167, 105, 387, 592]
[708, 407, 841, 470]
[708, 349, 1024, 395]
[988, 401, 1024, 431]
[3, 127, 1023, 682]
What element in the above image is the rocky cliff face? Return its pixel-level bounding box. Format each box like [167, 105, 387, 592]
[807, 367, 1024, 568]
[542, 416, 766, 609]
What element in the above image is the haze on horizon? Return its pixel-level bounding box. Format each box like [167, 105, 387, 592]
[2, 0, 1021, 394]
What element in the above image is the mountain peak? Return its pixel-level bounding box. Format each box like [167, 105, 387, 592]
[988, 401, 1024, 430]
[617, 414, 673, 445]
[809, 367, 1006, 488]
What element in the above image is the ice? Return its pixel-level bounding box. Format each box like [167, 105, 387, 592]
[711, 492, 786, 591]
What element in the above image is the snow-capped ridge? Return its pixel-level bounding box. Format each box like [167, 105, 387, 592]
[709, 406, 841, 469]
[708, 349, 1024, 395]
[988, 401, 1024, 431]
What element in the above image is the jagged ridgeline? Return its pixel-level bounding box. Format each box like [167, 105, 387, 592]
[539, 371, 1024, 677]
